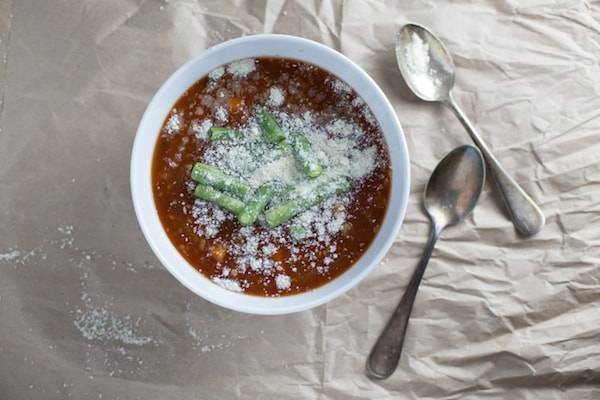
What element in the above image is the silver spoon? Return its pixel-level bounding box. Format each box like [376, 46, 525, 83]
[395, 23, 545, 237]
[366, 145, 485, 380]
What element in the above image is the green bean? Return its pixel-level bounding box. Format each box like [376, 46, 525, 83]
[194, 185, 245, 215]
[210, 127, 241, 141]
[259, 109, 285, 143]
[264, 177, 350, 227]
[238, 183, 278, 226]
[291, 133, 323, 178]
[264, 200, 305, 228]
[191, 163, 249, 198]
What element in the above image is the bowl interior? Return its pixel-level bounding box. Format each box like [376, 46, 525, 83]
[131, 34, 410, 315]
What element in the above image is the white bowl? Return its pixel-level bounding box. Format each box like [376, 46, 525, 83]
[131, 34, 410, 315]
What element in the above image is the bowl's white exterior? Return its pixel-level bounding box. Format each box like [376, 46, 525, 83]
[131, 34, 410, 315]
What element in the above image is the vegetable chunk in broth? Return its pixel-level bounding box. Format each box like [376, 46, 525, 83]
[152, 57, 391, 296]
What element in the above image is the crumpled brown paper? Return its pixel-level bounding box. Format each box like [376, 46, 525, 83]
[1, 0, 599, 398]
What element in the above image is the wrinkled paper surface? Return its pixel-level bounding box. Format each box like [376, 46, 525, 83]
[1, 0, 600, 399]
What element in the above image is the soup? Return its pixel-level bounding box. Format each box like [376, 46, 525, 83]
[152, 57, 391, 296]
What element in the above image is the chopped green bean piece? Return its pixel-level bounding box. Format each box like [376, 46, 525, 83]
[238, 183, 278, 226]
[259, 109, 285, 143]
[210, 127, 241, 141]
[264, 200, 305, 228]
[191, 163, 249, 198]
[291, 133, 323, 178]
[194, 185, 245, 215]
[264, 177, 350, 227]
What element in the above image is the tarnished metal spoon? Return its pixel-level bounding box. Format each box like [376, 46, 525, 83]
[366, 145, 485, 380]
[395, 23, 545, 237]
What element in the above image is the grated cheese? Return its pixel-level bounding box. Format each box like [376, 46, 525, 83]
[208, 66, 225, 80]
[0, 250, 20, 261]
[267, 86, 285, 107]
[214, 105, 228, 122]
[405, 32, 430, 75]
[74, 307, 156, 346]
[165, 111, 183, 134]
[275, 274, 291, 290]
[227, 58, 256, 78]
[330, 79, 351, 94]
[191, 119, 212, 140]
[249, 154, 303, 188]
[192, 199, 229, 238]
[212, 277, 243, 292]
[404, 32, 440, 94]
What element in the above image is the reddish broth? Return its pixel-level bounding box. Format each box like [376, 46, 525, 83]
[152, 57, 391, 296]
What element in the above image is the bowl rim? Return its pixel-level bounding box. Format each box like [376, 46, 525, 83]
[131, 34, 410, 315]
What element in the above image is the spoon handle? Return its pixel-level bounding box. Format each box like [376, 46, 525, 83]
[366, 226, 441, 379]
[446, 92, 545, 236]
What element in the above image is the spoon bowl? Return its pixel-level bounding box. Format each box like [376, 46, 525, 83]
[395, 23, 455, 102]
[425, 145, 485, 229]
